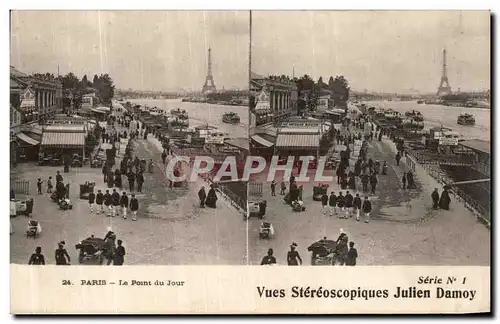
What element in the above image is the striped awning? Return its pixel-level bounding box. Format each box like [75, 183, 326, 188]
[276, 134, 321, 149]
[16, 132, 39, 146]
[251, 135, 274, 148]
[41, 132, 85, 148]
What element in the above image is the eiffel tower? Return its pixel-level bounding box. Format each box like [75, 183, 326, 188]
[437, 48, 452, 96]
[202, 47, 217, 94]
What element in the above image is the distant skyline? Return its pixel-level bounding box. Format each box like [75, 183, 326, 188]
[252, 11, 490, 94]
[10, 11, 249, 92]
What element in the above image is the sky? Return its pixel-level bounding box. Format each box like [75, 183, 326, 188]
[252, 11, 491, 94]
[10, 11, 250, 92]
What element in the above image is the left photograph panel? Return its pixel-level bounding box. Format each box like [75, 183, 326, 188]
[10, 11, 250, 265]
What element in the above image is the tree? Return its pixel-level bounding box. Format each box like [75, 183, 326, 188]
[329, 75, 350, 106]
[94, 74, 115, 104]
[81, 74, 91, 88]
[93, 74, 99, 86]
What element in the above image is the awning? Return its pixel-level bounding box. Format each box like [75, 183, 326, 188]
[251, 135, 274, 147]
[17, 132, 39, 146]
[276, 134, 321, 149]
[91, 108, 108, 114]
[41, 132, 85, 148]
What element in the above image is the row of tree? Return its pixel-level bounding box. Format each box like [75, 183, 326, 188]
[32, 72, 115, 110]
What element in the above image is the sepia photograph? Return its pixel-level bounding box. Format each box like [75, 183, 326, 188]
[10, 10, 249, 266]
[8, 7, 493, 315]
[248, 11, 491, 267]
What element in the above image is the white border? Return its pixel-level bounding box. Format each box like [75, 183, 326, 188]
[3, 0, 498, 321]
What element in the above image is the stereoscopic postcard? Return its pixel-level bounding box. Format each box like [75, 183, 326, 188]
[9, 10, 491, 314]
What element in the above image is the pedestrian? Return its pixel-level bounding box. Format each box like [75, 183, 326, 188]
[298, 185, 303, 201]
[161, 150, 167, 165]
[361, 173, 369, 193]
[136, 172, 144, 193]
[198, 187, 206, 208]
[96, 190, 104, 214]
[382, 161, 388, 175]
[345, 191, 354, 218]
[345, 242, 358, 266]
[261, 248, 277, 265]
[328, 191, 337, 216]
[130, 194, 139, 221]
[102, 164, 108, 183]
[120, 191, 129, 219]
[88, 190, 96, 213]
[353, 193, 362, 221]
[55, 241, 71, 265]
[111, 189, 120, 217]
[104, 189, 112, 216]
[270, 181, 276, 196]
[28, 246, 45, 265]
[321, 192, 328, 215]
[287, 243, 302, 266]
[395, 151, 401, 166]
[362, 196, 372, 223]
[65, 183, 70, 198]
[439, 187, 451, 211]
[402, 173, 407, 190]
[56, 171, 63, 183]
[369, 173, 378, 194]
[114, 239, 126, 266]
[431, 188, 440, 209]
[37, 178, 43, 194]
[280, 181, 286, 195]
[407, 170, 414, 189]
[128, 172, 136, 192]
[47, 176, 53, 193]
[337, 191, 345, 218]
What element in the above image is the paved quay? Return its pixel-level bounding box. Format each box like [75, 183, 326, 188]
[248, 136, 490, 266]
[10, 132, 247, 265]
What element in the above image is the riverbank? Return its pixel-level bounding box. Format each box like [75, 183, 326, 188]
[181, 98, 247, 107]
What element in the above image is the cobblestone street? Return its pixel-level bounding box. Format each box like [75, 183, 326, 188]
[248, 138, 490, 266]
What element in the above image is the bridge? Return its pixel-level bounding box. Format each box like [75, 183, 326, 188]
[115, 89, 195, 100]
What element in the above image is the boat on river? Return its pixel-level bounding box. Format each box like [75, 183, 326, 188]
[171, 108, 189, 120]
[222, 112, 240, 124]
[457, 113, 475, 126]
[405, 110, 424, 122]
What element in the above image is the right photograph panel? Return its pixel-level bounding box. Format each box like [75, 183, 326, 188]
[248, 11, 491, 266]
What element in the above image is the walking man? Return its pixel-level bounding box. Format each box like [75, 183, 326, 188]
[88, 190, 96, 213]
[130, 194, 139, 221]
[362, 196, 372, 223]
[270, 181, 276, 196]
[337, 191, 345, 219]
[321, 192, 329, 215]
[114, 239, 126, 265]
[431, 188, 440, 210]
[402, 173, 407, 190]
[136, 172, 144, 193]
[346, 242, 358, 266]
[120, 191, 129, 219]
[96, 190, 104, 214]
[104, 190, 112, 216]
[369, 173, 378, 195]
[353, 193, 362, 221]
[328, 191, 337, 216]
[345, 191, 354, 218]
[47, 176, 53, 193]
[37, 178, 43, 194]
[395, 151, 401, 166]
[111, 189, 120, 217]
